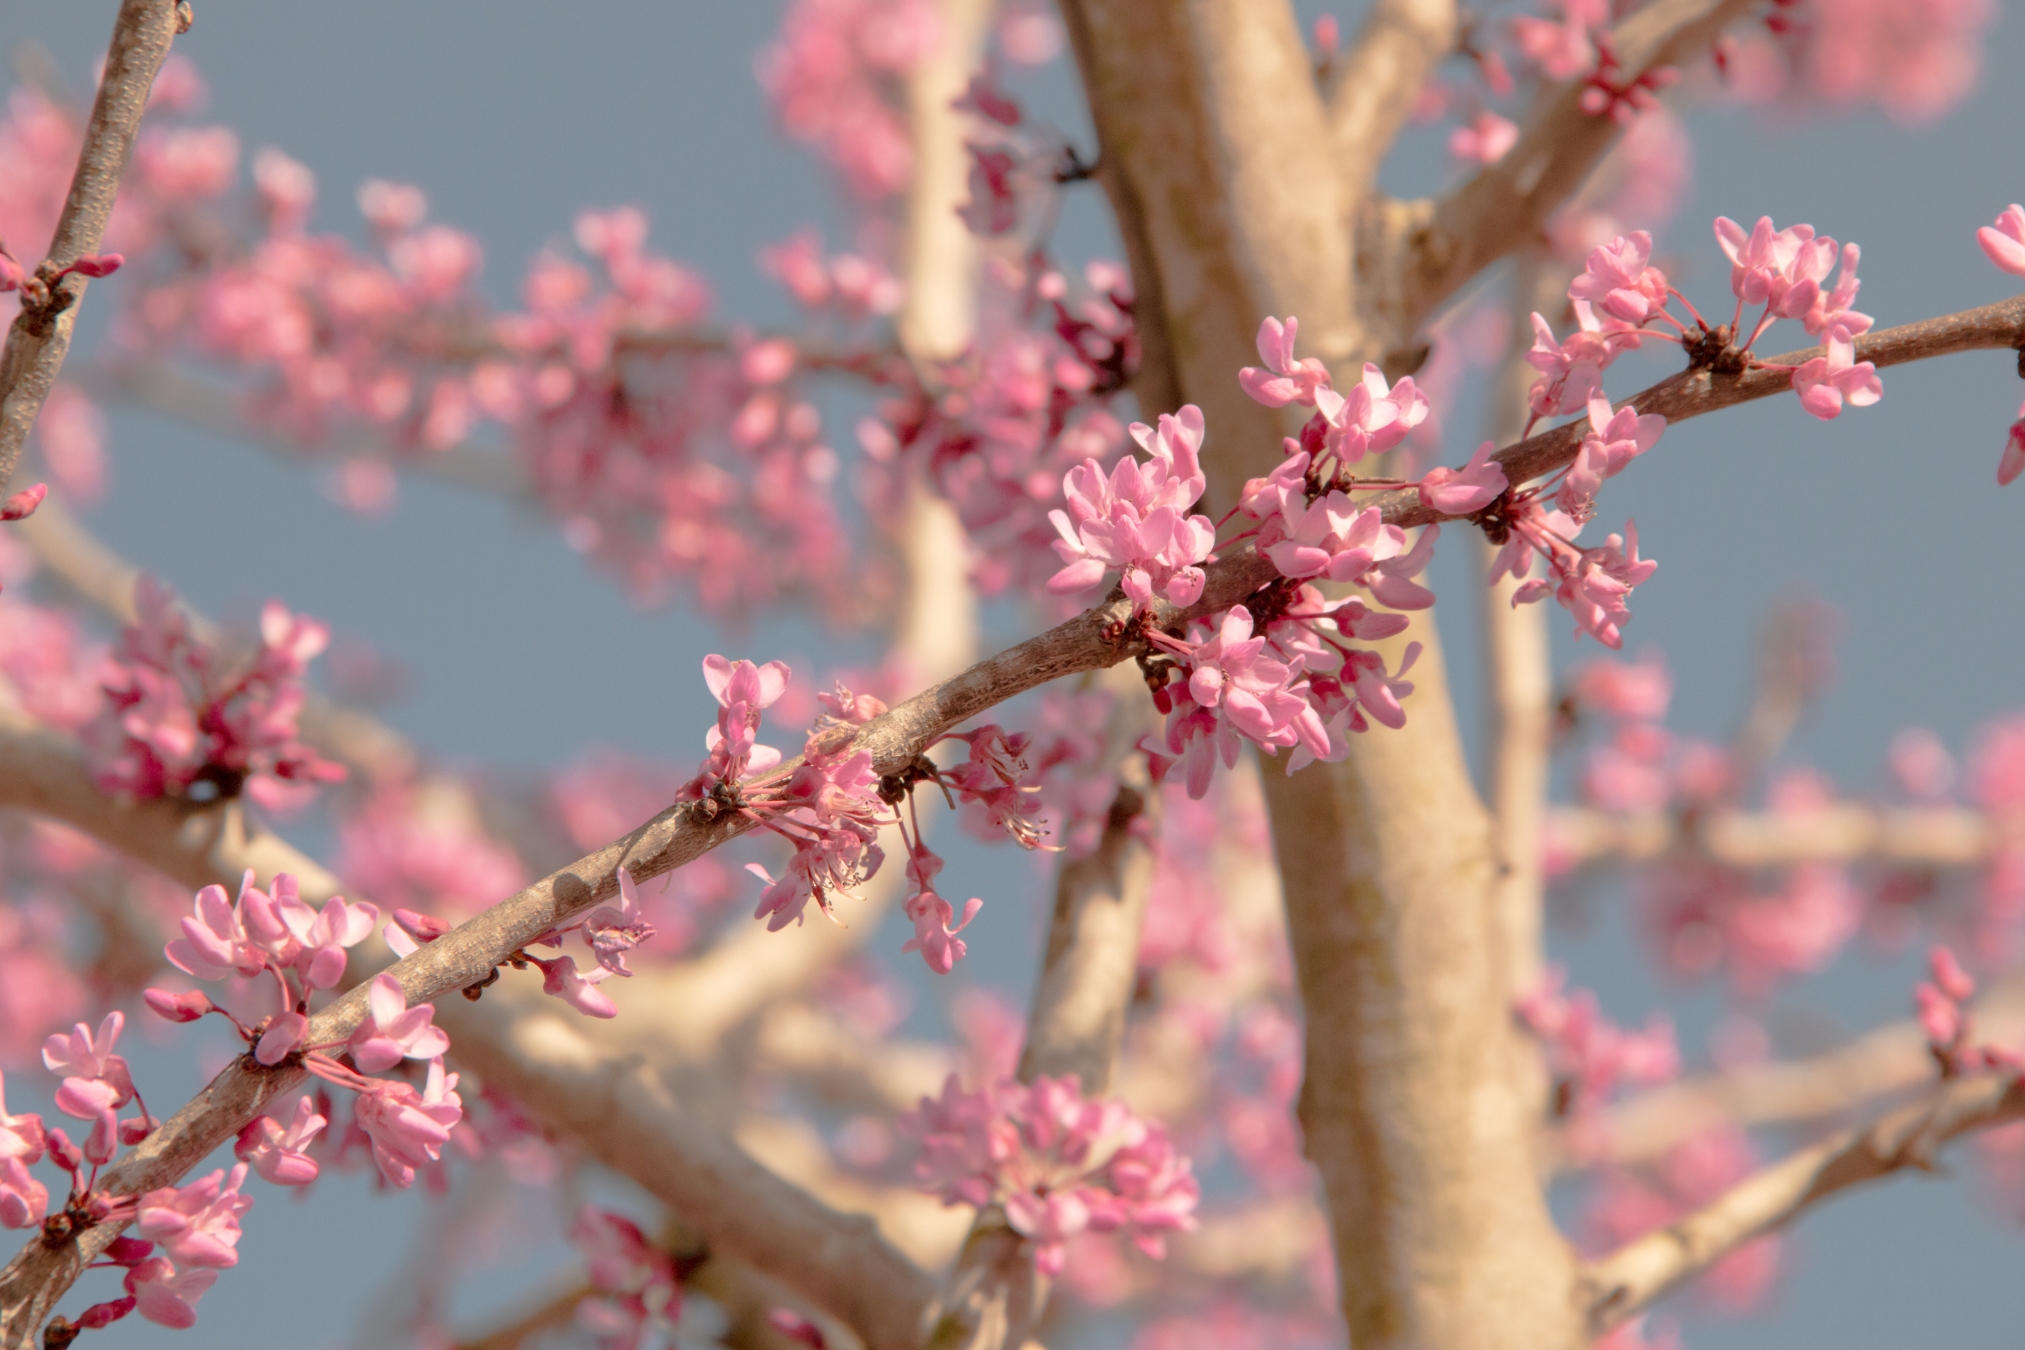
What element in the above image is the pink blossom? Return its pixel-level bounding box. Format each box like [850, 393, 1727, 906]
[1262, 492, 1403, 583]
[1317, 363, 1428, 464]
[353, 1058, 464, 1188]
[901, 887, 984, 974]
[1790, 324, 1882, 420]
[1238, 317, 1332, 408]
[1572, 652, 1672, 722]
[0, 483, 46, 522]
[124, 1257, 217, 1329]
[1794, 0, 1993, 125]
[1047, 406, 1215, 611]
[2001, 398, 2025, 487]
[1979, 204, 2025, 277]
[690, 654, 792, 787]
[136, 1164, 252, 1269]
[1559, 521, 1657, 649]
[1798, 242, 1871, 337]
[1417, 440, 1509, 515]
[0, 1073, 46, 1166]
[1525, 310, 1626, 417]
[958, 144, 1022, 236]
[901, 1074, 1198, 1276]
[43, 1011, 135, 1120]
[348, 973, 452, 1073]
[531, 953, 620, 1018]
[1558, 393, 1666, 513]
[0, 1158, 47, 1229]
[1447, 111, 1518, 165]
[1713, 215, 1836, 314]
[163, 871, 272, 981]
[582, 866, 658, 977]
[254, 1011, 308, 1066]
[1569, 232, 1670, 326]
[234, 1096, 326, 1186]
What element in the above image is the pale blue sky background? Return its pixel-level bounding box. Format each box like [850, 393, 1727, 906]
[0, 1, 2022, 1345]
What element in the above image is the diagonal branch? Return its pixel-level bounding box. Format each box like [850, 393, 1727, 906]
[1580, 1072, 2025, 1332]
[1400, 0, 1758, 331]
[1328, 0, 1458, 198]
[0, 0, 181, 499]
[1549, 803, 2003, 870]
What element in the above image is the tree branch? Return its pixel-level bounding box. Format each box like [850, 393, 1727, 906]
[1400, 0, 1758, 330]
[0, 0, 181, 499]
[1328, 0, 1458, 199]
[1580, 1072, 2025, 1331]
[1548, 803, 2001, 869]
[1567, 973, 2025, 1170]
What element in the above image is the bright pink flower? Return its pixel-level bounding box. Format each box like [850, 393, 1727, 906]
[353, 1058, 463, 1188]
[347, 973, 451, 1073]
[0, 1158, 47, 1229]
[1417, 440, 1509, 515]
[124, 1257, 217, 1329]
[902, 1074, 1198, 1276]
[1713, 215, 1836, 315]
[1569, 232, 1670, 326]
[1238, 317, 1332, 408]
[1262, 491, 1403, 583]
[1047, 406, 1215, 611]
[1979, 205, 2025, 277]
[254, 1011, 308, 1067]
[530, 953, 620, 1019]
[1179, 607, 1328, 760]
[2000, 397, 2025, 487]
[1525, 310, 1625, 417]
[234, 1096, 326, 1186]
[692, 655, 792, 786]
[1790, 324, 1882, 420]
[1316, 364, 1428, 464]
[165, 872, 270, 981]
[581, 867, 658, 978]
[136, 1163, 252, 1268]
[1798, 242, 1872, 337]
[43, 1011, 135, 1120]
[901, 887, 984, 974]
[1558, 393, 1666, 513]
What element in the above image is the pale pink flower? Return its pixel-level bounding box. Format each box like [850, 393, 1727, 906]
[124, 1257, 217, 1329]
[1525, 310, 1624, 417]
[531, 953, 620, 1019]
[254, 1011, 308, 1067]
[2000, 397, 2025, 487]
[1798, 242, 1872, 337]
[1047, 406, 1215, 611]
[0, 1072, 47, 1164]
[43, 1011, 135, 1120]
[1417, 441, 1509, 515]
[1979, 205, 2025, 277]
[1317, 364, 1428, 464]
[348, 973, 451, 1073]
[0, 1158, 47, 1229]
[353, 1058, 463, 1188]
[582, 867, 658, 977]
[136, 1164, 252, 1269]
[1790, 324, 1882, 420]
[1262, 492, 1403, 583]
[1569, 232, 1670, 326]
[234, 1096, 326, 1186]
[1713, 215, 1836, 314]
[693, 655, 792, 785]
[901, 888, 984, 974]
[1238, 317, 1332, 408]
[1558, 393, 1666, 512]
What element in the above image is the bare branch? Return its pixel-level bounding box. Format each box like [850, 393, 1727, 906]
[14, 492, 419, 780]
[1570, 974, 2025, 1170]
[1581, 1073, 2025, 1331]
[1328, 0, 1458, 198]
[1401, 0, 1759, 329]
[0, 0, 180, 498]
[1549, 803, 2001, 869]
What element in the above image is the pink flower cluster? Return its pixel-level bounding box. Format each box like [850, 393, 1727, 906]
[1912, 944, 2020, 1076]
[1516, 969, 1678, 1158]
[902, 1073, 1199, 1277]
[142, 870, 464, 1190]
[83, 577, 345, 809]
[1047, 406, 1213, 613]
[757, 0, 943, 200]
[570, 1205, 684, 1348]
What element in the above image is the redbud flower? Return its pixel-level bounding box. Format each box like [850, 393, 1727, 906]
[0, 1158, 48, 1229]
[136, 1163, 252, 1268]
[1790, 325, 1882, 420]
[1569, 232, 1670, 326]
[1978, 204, 2025, 277]
[0, 1072, 46, 1164]
[353, 1058, 463, 1188]
[347, 974, 451, 1072]
[1238, 317, 1332, 408]
[0, 482, 46, 521]
[1999, 397, 2025, 487]
[1418, 441, 1509, 515]
[1448, 111, 1518, 165]
[43, 1011, 135, 1120]
[234, 1096, 326, 1186]
[124, 1257, 217, 1329]
[142, 988, 215, 1024]
[531, 953, 620, 1018]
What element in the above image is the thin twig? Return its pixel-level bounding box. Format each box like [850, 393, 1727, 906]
[1580, 1073, 2025, 1331]
[0, 0, 180, 499]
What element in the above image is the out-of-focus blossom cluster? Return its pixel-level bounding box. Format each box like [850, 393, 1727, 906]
[569, 1205, 685, 1349]
[903, 1072, 1199, 1276]
[757, 0, 943, 201]
[83, 576, 345, 810]
[1517, 967, 1679, 1159]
